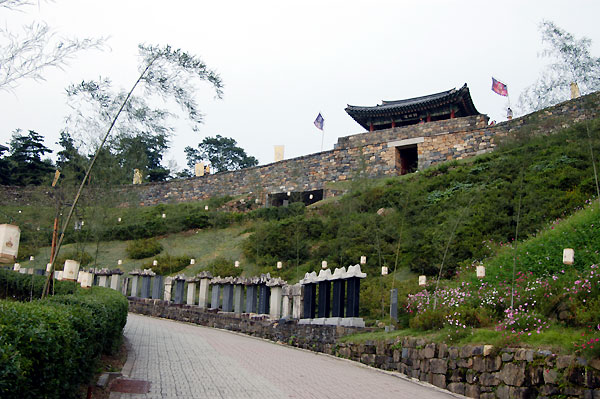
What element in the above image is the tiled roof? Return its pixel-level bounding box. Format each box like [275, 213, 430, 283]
[345, 84, 480, 129]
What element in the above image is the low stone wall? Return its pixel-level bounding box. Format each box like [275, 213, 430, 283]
[329, 338, 600, 399]
[129, 298, 600, 399]
[128, 297, 365, 348]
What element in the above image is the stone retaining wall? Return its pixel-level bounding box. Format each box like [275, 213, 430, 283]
[129, 298, 600, 399]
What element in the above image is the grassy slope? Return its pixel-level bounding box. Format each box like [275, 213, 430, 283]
[17, 224, 255, 276]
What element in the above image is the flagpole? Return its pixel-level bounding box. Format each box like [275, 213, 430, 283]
[321, 129, 324, 152]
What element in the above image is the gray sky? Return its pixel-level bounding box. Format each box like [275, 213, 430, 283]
[2, 0, 600, 173]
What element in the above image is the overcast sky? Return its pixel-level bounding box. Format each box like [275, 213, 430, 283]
[2, 0, 600, 173]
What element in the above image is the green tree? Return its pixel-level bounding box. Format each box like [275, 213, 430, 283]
[519, 20, 600, 112]
[114, 132, 170, 182]
[0, 144, 9, 184]
[185, 134, 258, 173]
[56, 131, 87, 184]
[7, 129, 54, 185]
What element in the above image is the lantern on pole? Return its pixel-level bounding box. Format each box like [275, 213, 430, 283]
[321, 260, 328, 269]
[418, 275, 427, 286]
[563, 248, 574, 265]
[381, 266, 389, 275]
[360, 256, 367, 265]
[277, 261, 283, 269]
[190, 259, 195, 265]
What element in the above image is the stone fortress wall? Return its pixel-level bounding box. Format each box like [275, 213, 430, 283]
[130, 91, 600, 206]
[1, 92, 599, 207]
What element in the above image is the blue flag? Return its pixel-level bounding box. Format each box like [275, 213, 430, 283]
[314, 113, 324, 130]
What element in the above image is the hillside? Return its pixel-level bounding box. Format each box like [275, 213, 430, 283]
[3, 117, 600, 322]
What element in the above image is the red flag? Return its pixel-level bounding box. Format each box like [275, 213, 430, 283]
[491, 77, 508, 96]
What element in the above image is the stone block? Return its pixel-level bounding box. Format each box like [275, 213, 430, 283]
[448, 347, 459, 359]
[448, 359, 457, 370]
[498, 363, 526, 386]
[447, 382, 465, 395]
[501, 352, 514, 362]
[514, 349, 533, 362]
[437, 343, 448, 358]
[479, 372, 500, 386]
[460, 345, 483, 358]
[483, 345, 494, 356]
[420, 358, 430, 373]
[459, 357, 474, 369]
[543, 368, 559, 384]
[430, 358, 447, 374]
[422, 343, 436, 359]
[464, 384, 480, 399]
[556, 355, 575, 369]
[431, 373, 446, 389]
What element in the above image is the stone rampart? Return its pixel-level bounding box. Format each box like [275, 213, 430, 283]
[1, 92, 599, 207]
[129, 298, 600, 399]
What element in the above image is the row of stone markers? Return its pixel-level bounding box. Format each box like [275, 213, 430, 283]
[126, 270, 305, 319]
[299, 264, 367, 327]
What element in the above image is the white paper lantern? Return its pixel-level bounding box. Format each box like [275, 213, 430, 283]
[309, 194, 314, 200]
[476, 265, 486, 279]
[117, 259, 122, 265]
[418, 275, 427, 286]
[161, 213, 166, 219]
[190, 258, 196, 265]
[235, 261, 240, 268]
[63, 259, 80, 281]
[287, 192, 291, 196]
[118, 217, 122, 222]
[381, 266, 389, 275]
[29, 256, 34, 261]
[0, 224, 20, 263]
[13, 263, 20, 271]
[204, 205, 209, 211]
[153, 260, 158, 266]
[277, 261, 283, 269]
[321, 260, 328, 269]
[563, 248, 574, 265]
[360, 256, 367, 265]
[46, 263, 52, 272]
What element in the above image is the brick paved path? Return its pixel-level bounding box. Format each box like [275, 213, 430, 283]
[110, 313, 460, 399]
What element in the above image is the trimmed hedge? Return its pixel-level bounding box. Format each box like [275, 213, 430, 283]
[0, 270, 128, 399]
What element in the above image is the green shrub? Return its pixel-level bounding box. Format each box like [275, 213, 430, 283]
[0, 269, 77, 301]
[142, 253, 191, 275]
[0, 271, 128, 399]
[207, 257, 242, 277]
[126, 238, 163, 259]
[409, 308, 448, 331]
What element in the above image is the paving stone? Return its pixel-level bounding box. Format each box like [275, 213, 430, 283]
[111, 313, 457, 399]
